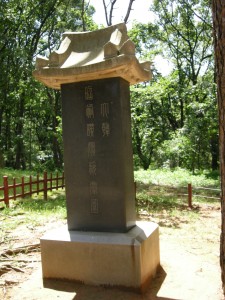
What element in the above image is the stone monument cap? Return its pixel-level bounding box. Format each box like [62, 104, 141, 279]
[33, 23, 151, 89]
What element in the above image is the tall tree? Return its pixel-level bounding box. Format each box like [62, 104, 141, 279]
[152, 0, 213, 126]
[212, 0, 225, 294]
[102, 0, 135, 25]
[0, 0, 96, 170]
[128, 0, 217, 171]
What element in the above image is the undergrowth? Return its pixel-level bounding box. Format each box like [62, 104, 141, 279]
[0, 168, 221, 231]
[134, 168, 220, 188]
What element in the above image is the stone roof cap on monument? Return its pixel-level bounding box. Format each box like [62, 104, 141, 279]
[33, 23, 151, 89]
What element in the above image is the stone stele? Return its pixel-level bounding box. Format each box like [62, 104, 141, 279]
[34, 23, 160, 293]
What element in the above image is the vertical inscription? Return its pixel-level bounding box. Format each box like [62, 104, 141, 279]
[84, 85, 99, 214]
[100, 102, 110, 138]
[88, 141, 95, 157]
[85, 86, 93, 100]
[89, 161, 96, 176]
[102, 122, 110, 137]
[90, 181, 98, 195]
[101, 103, 109, 118]
[86, 104, 94, 118]
[87, 123, 95, 137]
[84, 85, 112, 215]
[90, 198, 98, 214]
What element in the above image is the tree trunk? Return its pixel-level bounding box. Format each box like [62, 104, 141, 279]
[212, 0, 225, 294]
[14, 92, 26, 170]
[46, 89, 63, 169]
[211, 134, 219, 171]
[134, 127, 151, 170]
[102, 0, 135, 25]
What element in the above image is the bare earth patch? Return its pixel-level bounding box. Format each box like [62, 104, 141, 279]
[0, 203, 224, 300]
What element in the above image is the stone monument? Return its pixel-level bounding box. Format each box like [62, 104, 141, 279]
[33, 23, 160, 293]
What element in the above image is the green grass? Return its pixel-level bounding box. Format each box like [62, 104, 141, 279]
[0, 190, 67, 232]
[135, 168, 221, 204]
[0, 168, 65, 209]
[134, 168, 220, 188]
[134, 168, 220, 224]
[0, 168, 221, 232]
[0, 168, 37, 181]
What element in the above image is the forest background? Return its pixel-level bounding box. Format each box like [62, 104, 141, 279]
[0, 0, 217, 174]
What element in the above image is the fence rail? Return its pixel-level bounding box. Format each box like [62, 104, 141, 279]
[0, 173, 220, 209]
[186, 183, 220, 208]
[0, 171, 65, 207]
[137, 182, 221, 208]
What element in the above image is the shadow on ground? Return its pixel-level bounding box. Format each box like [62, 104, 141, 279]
[42, 266, 179, 300]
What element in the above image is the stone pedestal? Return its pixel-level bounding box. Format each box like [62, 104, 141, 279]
[41, 221, 160, 293]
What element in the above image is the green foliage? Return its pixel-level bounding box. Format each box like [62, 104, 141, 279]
[0, 0, 218, 173]
[134, 168, 220, 188]
[130, 0, 217, 172]
[131, 82, 171, 170]
[0, 0, 97, 171]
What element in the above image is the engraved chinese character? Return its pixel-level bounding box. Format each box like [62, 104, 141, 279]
[86, 104, 94, 119]
[90, 198, 98, 214]
[89, 161, 96, 176]
[102, 122, 110, 137]
[88, 142, 95, 158]
[90, 181, 98, 195]
[87, 123, 94, 137]
[85, 86, 93, 100]
[101, 103, 109, 118]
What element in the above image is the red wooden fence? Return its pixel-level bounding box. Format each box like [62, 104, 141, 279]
[187, 183, 220, 208]
[0, 171, 65, 207]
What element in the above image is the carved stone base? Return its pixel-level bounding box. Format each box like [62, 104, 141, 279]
[40, 221, 160, 293]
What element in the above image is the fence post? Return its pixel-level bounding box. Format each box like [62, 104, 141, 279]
[21, 177, 25, 198]
[37, 174, 39, 195]
[188, 183, 192, 208]
[13, 178, 16, 200]
[3, 176, 9, 207]
[56, 172, 59, 190]
[50, 173, 53, 191]
[29, 175, 32, 196]
[43, 171, 48, 200]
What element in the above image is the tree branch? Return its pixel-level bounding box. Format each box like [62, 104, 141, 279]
[81, 0, 87, 31]
[123, 0, 135, 24]
[109, 0, 117, 26]
[102, 0, 109, 25]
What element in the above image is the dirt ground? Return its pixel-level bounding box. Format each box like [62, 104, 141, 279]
[0, 203, 224, 300]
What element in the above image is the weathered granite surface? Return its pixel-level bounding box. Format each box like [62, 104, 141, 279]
[41, 221, 160, 293]
[61, 77, 136, 232]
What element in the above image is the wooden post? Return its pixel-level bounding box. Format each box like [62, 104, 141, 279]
[29, 175, 32, 196]
[3, 176, 9, 207]
[50, 173, 53, 191]
[13, 178, 16, 200]
[43, 171, 48, 200]
[56, 172, 59, 190]
[37, 174, 39, 195]
[188, 183, 192, 208]
[22, 177, 25, 198]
